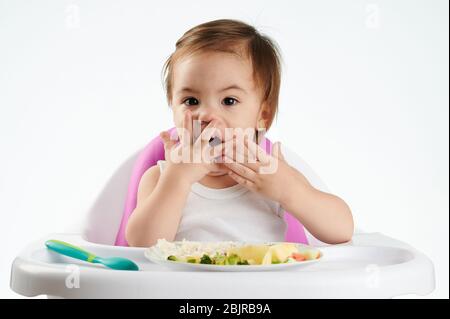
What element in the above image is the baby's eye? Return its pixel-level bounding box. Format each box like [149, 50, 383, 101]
[183, 97, 199, 106]
[222, 97, 238, 106]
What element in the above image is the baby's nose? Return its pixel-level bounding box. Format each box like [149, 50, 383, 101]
[200, 120, 209, 131]
[195, 117, 226, 144]
[195, 114, 225, 130]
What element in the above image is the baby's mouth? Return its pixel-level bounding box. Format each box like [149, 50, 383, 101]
[209, 136, 222, 147]
[196, 120, 222, 146]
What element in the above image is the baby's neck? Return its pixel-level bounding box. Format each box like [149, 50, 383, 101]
[198, 173, 238, 189]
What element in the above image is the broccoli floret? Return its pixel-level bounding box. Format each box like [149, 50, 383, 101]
[225, 254, 240, 265]
[167, 255, 177, 261]
[213, 254, 227, 265]
[200, 254, 212, 264]
[237, 260, 249, 265]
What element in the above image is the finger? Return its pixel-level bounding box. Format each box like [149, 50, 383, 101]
[222, 156, 258, 182]
[272, 142, 285, 161]
[160, 131, 170, 146]
[223, 138, 260, 170]
[244, 136, 271, 164]
[228, 170, 256, 190]
[210, 118, 226, 142]
[190, 121, 222, 163]
[186, 111, 193, 139]
[196, 120, 219, 146]
[181, 111, 193, 145]
[220, 126, 235, 144]
[223, 134, 252, 158]
[207, 144, 222, 164]
[160, 131, 177, 149]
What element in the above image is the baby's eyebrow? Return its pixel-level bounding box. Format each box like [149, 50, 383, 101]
[218, 85, 247, 93]
[175, 85, 247, 95]
[176, 87, 199, 95]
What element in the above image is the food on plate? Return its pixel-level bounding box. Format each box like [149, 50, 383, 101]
[152, 239, 321, 266]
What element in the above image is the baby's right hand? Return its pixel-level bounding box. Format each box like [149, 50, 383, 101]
[159, 111, 224, 185]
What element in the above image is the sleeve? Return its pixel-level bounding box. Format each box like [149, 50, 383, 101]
[156, 160, 166, 173]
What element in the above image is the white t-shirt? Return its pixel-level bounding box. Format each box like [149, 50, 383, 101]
[157, 160, 287, 242]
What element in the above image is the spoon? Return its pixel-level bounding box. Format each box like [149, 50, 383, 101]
[45, 239, 139, 271]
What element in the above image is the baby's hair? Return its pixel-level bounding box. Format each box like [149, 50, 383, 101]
[162, 19, 282, 130]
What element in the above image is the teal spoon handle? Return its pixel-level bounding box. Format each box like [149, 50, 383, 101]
[45, 239, 99, 263]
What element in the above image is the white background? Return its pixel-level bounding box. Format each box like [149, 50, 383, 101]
[0, 0, 448, 298]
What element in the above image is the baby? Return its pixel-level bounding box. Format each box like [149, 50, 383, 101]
[126, 19, 353, 247]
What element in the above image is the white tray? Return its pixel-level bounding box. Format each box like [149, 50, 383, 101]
[10, 233, 435, 298]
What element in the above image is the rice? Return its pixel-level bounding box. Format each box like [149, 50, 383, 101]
[153, 238, 243, 259]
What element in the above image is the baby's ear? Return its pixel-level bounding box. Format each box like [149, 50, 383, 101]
[257, 102, 273, 128]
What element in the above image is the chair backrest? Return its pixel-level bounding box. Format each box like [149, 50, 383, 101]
[82, 150, 141, 245]
[82, 129, 332, 246]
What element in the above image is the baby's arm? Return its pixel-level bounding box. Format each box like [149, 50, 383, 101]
[280, 168, 354, 244]
[125, 165, 191, 247]
[224, 141, 353, 244]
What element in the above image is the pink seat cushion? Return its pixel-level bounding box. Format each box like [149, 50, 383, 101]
[114, 128, 308, 246]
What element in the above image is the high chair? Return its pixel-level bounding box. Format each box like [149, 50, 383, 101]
[10, 129, 436, 298]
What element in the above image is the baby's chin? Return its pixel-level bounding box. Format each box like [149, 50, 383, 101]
[206, 171, 228, 177]
[206, 164, 229, 176]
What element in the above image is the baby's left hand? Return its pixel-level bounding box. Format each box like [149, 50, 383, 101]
[221, 136, 300, 205]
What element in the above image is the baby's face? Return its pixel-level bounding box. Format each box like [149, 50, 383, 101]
[170, 50, 265, 138]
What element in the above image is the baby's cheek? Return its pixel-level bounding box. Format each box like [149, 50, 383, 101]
[172, 109, 184, 127]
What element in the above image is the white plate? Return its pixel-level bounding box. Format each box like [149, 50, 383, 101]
[144, 242, 323, 272]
